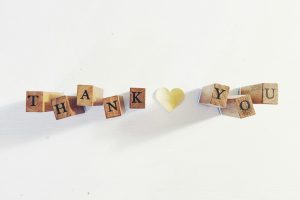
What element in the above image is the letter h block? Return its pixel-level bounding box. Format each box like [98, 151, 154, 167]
[103, 96, 125, 119]
[51, 96, 85, 120]
[199, 83, 230, 108]
[220, 95, 256, 119]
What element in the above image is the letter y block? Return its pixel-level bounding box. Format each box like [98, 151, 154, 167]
[199, 83, 230, 108]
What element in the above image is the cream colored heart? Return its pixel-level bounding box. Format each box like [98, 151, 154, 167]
[155, 88, 185, 112]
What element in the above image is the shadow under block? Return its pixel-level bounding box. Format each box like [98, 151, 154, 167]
[77, 85, 103, 106]
[26, 91, 64, 112]
[199, 83, 230, 108]
[130, 88, 146, 109]
[103, 95, 125, 119]
[220, 95, 256, 119]
[51, 96, 85, 120]
[240, 83, 278, 104]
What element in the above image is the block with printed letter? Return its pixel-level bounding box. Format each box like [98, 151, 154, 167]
[51, 96, 85, 120]
[199, 83, 230, 108]
[130, 88, 145, 109]
[103, 95, 125, 119]
[240, 83, 278, 104]
[220, 95, 256, 119]
[26, 91, 63, 112]
[77, 85, 103, 106]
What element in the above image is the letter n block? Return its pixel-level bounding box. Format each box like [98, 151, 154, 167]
[77, 85, 103, 106]
[51, 96, 85, 120]
[130, 88, 145, 109]
[240, 83, 278, 104]
[103, 95, 125, 119]
[199, 83, 230, 108]
[26, 91, 63, 112]
[220, 95, 256, 119]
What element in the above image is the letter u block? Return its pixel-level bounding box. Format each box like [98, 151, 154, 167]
[103, 95, 125, 119]
[240, 83, 278, 104]
[199, 83, 230, 108]
[26, 91, 64, 112]
[220, 95, 256, 119]
[77, 85, 103, 106]
[51, 96, 85, 120]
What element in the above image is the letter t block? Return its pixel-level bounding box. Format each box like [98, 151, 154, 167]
[26, 91, 63, 112]
[51, 96, 85, 120]
[199, 83, 230, 108]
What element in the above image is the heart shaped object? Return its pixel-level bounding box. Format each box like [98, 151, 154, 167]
[155, 88, 185, 112]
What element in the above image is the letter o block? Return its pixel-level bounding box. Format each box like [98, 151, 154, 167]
[220, 95, 256, 119]
[199, 83, 230, 108]
[51, 96, 85, 120]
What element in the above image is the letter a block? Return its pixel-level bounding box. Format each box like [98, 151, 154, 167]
[130, 88, 145, 109]
[220, 95, 256, 119]
[103, 96, 125, 119]
[240, 83, 278, 104]
[199, 83, 230, 108]
[77, 85, 103, 106]
[26, 91, 63, 112]
[51, 96, 85, 120]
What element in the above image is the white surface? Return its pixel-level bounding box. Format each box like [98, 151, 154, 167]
[0, 0, 300, 199]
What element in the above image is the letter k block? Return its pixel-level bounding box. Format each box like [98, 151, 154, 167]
[130, 88, 145, 109]
[51, 96, 85, 120]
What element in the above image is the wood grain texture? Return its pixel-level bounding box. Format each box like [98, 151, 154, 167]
[103, 95, 125, 119]
[77, 85, 103, 106]
[199, 83, 230, 108]
[130, 88, 145, 109]
[51, 96, 85, 120]
[220, 95, 256, 119]
[240, 83, 278, 104]
[26, 91, 63, 112]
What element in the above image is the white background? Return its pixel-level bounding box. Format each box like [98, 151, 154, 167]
[0, 0, 300, 199]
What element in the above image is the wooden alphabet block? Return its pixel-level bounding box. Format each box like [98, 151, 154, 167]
[130, 88, 145, 109]
[199, 83, 230, 108]
[77, 85, 103, 106]
[220, 95, 256, 119]
[240, 83, 278, 104]
[26, 91, 63, 112]
[103, 95, 125, 119]
[51, 96, 85, 120]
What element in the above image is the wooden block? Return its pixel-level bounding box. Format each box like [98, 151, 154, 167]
[51, 96, 85, 120]
[199, 83, 230, 108]
[77, 85, 103, 106]
[130, 88, 146, 109]
[220, 95, 256, 119]
[240, 83, 278, 104]
[26, 91, 63, 112]
[103, 95, 125, 119]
